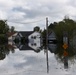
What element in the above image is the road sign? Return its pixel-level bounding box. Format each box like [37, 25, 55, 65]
[63, 43, 68, 49]
[63, 50, 68, 56]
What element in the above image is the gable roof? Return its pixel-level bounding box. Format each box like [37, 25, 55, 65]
[48, 31, 56, 38]
[18, 43, 41, 53]
[7, 44, 16, 49]
[7, 32, 16, 37]
[19, 43, 34, 50]
[19, 31, 34, 37]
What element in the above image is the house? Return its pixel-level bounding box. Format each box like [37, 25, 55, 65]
[28, 31, 42, 50]
[15, 31, 33, 42]
[7, 32, 18, 47]
[15, 31, 42, 51]
[48, 30, 57, 43]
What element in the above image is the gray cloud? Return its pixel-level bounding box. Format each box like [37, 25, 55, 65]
[0, 0, 76, 31]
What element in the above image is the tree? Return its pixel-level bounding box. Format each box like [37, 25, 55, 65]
[42, 17, 76, 43]
[33, 26, 40, 32]
[0, 20, 9, 34]
[52, 17, 76, 42]
[10, 26, 15, 32]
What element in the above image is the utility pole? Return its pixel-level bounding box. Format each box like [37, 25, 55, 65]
[46, 17, 49, 73]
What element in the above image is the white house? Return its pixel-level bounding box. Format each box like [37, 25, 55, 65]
[28, 31, 41, 50]
[15, 31, 42, 51]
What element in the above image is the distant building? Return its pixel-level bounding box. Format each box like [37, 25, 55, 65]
[48, 30, 57, 43]
[7, 32, 17, 47]
[29, 31, 41, 50]
[15, 31, 42, 51]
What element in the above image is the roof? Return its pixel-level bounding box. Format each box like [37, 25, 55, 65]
[7, 32, 16, 37]
[48, 31, 56, 40]
[48, 30, 56, 36]
[18, 43, 34, 50]
[7, 44, 15, 49]
[18, 43, 41, 53]
[19, 31, 34, 37]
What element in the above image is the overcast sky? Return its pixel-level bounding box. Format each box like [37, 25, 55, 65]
[0, 0, 76, 31]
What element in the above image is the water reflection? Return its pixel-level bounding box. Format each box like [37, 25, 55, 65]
[55, 43, 76, 69]
[0, 41, 76, 70]
[0, 44, 15, 60]
[48, 43, 57, 53]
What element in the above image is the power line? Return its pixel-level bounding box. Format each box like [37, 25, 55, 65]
[7, 18, 45, 24]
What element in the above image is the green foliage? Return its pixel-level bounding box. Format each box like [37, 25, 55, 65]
[41, 28, 46, 38]
[49, 17, 76, 43]
[0, 20, 9, 43]
[0, 34, 8, 44]
[0, 44, 14, 60]
[33, 26, 40, 32]
[10, 26, 15, 32]
[0, 20, 15, 44]
[0, 20, 9, 34]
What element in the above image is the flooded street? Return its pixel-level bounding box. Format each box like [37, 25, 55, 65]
[0, 49, 47, 75]
[0, 44, 76, 75]
[1, 0, 76, 74]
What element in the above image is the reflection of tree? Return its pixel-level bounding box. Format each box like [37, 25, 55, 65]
[0, 45, 7, 60]
[55, 44, 75, 60]
[7, 44, 15, 54]
[0, 48, 6, 60]
[0, 44, 15, 60]
[55, 44, 76, 69]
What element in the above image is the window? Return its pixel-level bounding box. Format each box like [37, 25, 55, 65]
[34, 43, 36, 46]
[31, 43, 33, 46]
[31, 36, 33, 39]
[34, 36, 36, 39]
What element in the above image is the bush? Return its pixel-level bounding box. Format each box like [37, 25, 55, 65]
[0, 34, 8, 44]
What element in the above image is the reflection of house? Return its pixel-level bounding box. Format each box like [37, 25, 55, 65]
[48, 31, 57, 43]
[7, 44, 16, 50]
[16, 43, 40, 53]
[15, 31, 42, 51]
[48, 44, 57, 53]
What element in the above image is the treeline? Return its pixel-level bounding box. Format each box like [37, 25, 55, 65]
[47, 17, 76, 60]
[1, 17, 76, 44]
[42, 17, 76, 43]
[0, 20, 15, 44]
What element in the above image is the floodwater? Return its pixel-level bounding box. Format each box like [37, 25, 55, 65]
[0, 43, 76, 75]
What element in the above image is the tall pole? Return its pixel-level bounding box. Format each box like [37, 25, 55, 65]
[46, 17, 49, 73]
